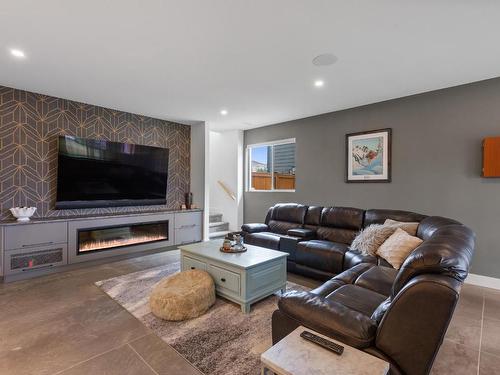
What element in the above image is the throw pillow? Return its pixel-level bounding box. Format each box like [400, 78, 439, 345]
[350, 224, 397, 256]
[376, 228, 423, 269]
[384, 219, 419, 236]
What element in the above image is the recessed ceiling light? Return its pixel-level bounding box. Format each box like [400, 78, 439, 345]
[10, 49, 25, 58]
[314, 80, 325, 88]
[220, 109, 228, 116]
[312, 53, 337, 66]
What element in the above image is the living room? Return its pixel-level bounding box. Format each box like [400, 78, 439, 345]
[1, 2, 499, 375]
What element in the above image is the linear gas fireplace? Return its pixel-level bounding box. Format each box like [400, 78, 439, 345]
[77, 220, 169, 254]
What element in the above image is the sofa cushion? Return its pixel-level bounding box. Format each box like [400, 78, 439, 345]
[376, 228, 423, 269]
[304, 206, 323, 229]
[343, 249, 378, 270]
[278, 291, 377, 348]
[350, 224, 397, 256]
[241, 223, 269, 233]
[364, 209, 427, 227]
[272, 203, 308, 223]
[268, 220, 302, 235]
[355, 266, 398, 296]
[313, 207, 364, 244]
[384, 219, 419, 236]
[311, 263, 376, 297]
[244, 232, 283, 250]
[316, 227, 359, 245]
[296, 240, 348, 274]
[325, 284, 387, 317]
[287, 228, 316, 239]
[321, 207, 365, 230]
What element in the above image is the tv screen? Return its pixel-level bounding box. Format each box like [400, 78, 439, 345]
[56, 136, 169, 209]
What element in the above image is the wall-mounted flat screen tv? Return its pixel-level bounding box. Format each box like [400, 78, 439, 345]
[56, 136, 169, 209]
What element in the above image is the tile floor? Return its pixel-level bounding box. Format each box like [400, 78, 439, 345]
[0, 249, 499, 375]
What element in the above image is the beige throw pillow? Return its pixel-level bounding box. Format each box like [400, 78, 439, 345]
[351, 224, 397, 256]
[376, 228, 423, 269]
[384, 219, 419, 236]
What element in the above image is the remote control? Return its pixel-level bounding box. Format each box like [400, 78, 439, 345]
[300, 331, 344, 355]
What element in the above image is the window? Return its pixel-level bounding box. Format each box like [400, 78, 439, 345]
[247, 139, 296, 191]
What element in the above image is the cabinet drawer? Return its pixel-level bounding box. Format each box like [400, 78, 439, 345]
[4, 222, 67, 250]
[175, 212, 202, 229]
[182, 256, 207, 271]
[5, 243, 68, 275]
[208, 264, 240, 295]
[175, 227, 202, 245]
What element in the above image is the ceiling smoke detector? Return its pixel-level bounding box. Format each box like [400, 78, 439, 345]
[312, 53, 337, 66]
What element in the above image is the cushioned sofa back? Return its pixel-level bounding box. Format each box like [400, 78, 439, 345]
[268, 203, 308, 234]
[363, 209, 427, 227]
[264, 206, 274, 225]
[303, 206, 323, 230]
[392, 216, 475, 296]
[316, 207, 365, 244]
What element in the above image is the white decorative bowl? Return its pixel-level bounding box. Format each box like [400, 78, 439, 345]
[10, 207, 37, 222]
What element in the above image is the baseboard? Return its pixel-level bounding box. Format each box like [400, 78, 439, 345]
[465, 273, 500, 290]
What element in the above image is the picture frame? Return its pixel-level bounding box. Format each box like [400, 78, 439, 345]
[345, 128, 392, 183]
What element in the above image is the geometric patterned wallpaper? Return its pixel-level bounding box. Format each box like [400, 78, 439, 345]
[0, 85, 190, 221]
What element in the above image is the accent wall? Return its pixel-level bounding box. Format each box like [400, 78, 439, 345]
[0, 85, 190, 220]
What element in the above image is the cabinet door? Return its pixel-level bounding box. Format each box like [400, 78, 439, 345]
[4, 222, 67, 250]
[175, 212, 202, 229]
[175, 227, 202, 245]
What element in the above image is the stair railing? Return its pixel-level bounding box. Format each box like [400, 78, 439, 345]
[217, 180, 236, 201]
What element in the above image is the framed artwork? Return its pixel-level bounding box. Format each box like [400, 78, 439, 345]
[346, 128, 392, 183]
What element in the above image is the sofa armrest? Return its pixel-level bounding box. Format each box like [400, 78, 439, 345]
[241, 223, 269, 234]
[287, 228, 316, 239]
[278, 291, 377, 348]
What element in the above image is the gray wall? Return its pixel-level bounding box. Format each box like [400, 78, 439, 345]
[244, 77, 500, 278]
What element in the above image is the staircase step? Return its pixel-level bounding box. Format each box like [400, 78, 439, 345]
[209, 213, 223, 223]
[209, 221, 229, 233]
[209, 230, 231, 239]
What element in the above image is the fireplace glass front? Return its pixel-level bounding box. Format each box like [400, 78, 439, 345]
[77, 220, 169, 254]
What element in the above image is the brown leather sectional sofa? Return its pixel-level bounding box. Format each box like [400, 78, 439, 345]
[241, 203, 475, 375]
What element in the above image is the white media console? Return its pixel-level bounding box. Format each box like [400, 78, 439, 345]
[0, 209, 202, 282]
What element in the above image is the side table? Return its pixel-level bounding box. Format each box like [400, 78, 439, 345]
[261, 326, 389, 375]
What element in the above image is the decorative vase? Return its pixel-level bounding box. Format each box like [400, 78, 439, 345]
[185, 192, 193, 210]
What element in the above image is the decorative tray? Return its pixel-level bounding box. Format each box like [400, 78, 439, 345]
[220, 245, 247, 253]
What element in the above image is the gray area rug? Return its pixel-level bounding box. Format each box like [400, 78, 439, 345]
[96, 262, 310, 375]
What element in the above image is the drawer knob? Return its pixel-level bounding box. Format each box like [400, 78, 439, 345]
[221, 278, 226, 282]
[190, 266, 195, 270]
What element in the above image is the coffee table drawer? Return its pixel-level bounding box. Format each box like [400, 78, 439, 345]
[208, 264, 240, 295]
[183, 256, 207, 271]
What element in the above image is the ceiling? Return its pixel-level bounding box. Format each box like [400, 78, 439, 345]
[1, 1, 500, 131]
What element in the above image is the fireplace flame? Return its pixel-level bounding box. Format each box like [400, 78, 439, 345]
[79, 234, 168, 252]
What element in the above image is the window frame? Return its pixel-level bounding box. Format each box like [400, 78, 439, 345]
[246, 138, 296, 192]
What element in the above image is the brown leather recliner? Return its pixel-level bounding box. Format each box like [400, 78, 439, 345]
[242, 203, 308, 250]
[241, 204, 475, 375]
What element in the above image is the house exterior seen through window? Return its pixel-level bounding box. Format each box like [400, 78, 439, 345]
[248, 139, 296, 191]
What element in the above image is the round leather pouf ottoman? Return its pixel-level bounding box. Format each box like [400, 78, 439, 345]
[149, 269, 215, 321]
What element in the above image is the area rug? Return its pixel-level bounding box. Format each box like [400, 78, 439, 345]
[96, 262, 310, 375]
